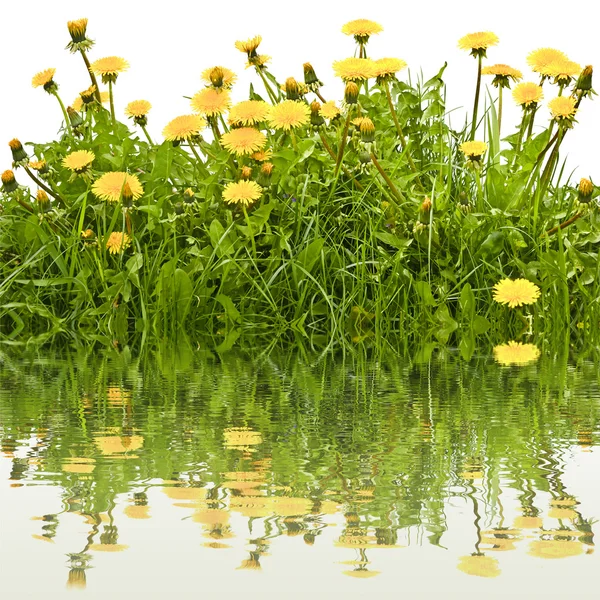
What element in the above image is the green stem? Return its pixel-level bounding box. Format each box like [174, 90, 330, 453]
[510, 112, 529, 171]
[242, 206, 257, 261]
[498, 87, 503, 138]
[188, 140, 204, 166]
[475, 170, 484, 212]
[526, 104, 539, 139]
[79, 49, 102, 102]
[108, 80, 116, 130]
[469, 54, 483, 140]
[334, 110, 353, 177]
[256, 68, 278, 104]
[53, 92, 73, 138]
[370, 153, 404, 204]
[24, 166, 65, 207]
[318, 130, 364, 191]
[290, 129, 298, 151]
[141, 124, 154, 145]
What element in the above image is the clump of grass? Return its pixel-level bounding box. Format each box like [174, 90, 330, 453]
[0, 18, 598, 353]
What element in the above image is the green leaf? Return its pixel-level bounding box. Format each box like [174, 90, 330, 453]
[460, 283, 475, 321]
[415, 280, 437, 307]
[472, 315, 491, 335]
[215, 293, 241, 325]
[434, 304, 458, 343]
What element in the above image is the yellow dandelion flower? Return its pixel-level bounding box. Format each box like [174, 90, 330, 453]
[513, 82, 544, 107]
[493, 342, 541, 366]
[67, 18, 88, 41]
[320, 101, 340, 120]
[527, 48, 568, 74]
[548, 96, 577, 120]
[125, 100, 151, 119]
[29, 160, 48, 172]
[92, 172, 144, 203]
[162, 115, 206, 141]
[543, 59, 581, 82]
[481, 64, 522, 87]
[222, 180, 263, 207]
[221, 127, 266, 156]
[32, 68, 56, 88]
[228, 100, 271, 127]
[106, 232, 132, 255]
[62, 150, 95, 173]
[90, 56, 129, 77]
[351, 117, 372, 129]
[201, 66, 237, 89]
[190, 88, 231, 117]
[458, 32, 499, 52]
[493, 278, 540, 308]
[246, 55, 271, 69]
[235, 35, 262, 55]
[374, 58, 408, 80]
[333, 57, 378, 81]
[267, 100, 310, 131]
[460, 141, 488, 157]
[250, 149, 273, 162]
[578, 178, 593, 200]
[72, 91, 109, 111]
[341, 19, 383, 43]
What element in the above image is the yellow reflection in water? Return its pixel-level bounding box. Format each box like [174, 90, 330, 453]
[94, 435, 144, 455]
[457, 554, 501, 578]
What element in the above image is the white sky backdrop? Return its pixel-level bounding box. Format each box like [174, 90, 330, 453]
[1, 0, 599, 179]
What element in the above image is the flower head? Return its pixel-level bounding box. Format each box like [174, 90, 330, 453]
[513, 82, 544, 108]
[303, 63, 323, 91]
[493, 342, 541, 366]
[29, 159, 49, 174]
[222, 180, 263, 207]
[201, 66, 237, 89]
[493, 278, 540, 308]
[341, 19, 383, 44]
[578, 178, 594, 203]
[63, 150, 95, 173]
[8, 139, 28, 165]
[125, 99, 151, 126]
[458, 32, 499, 57]
[221, 127, 266, 156]
[235, 35, 262, 55]
[575, 65, 593, 93]
[90, 56, 129, 83]
[162, 115, 206, 141]
[267, 100, 310, 131]
[333, 57, 377, 81]
[481, 64, 522, 88]
[229, 100, 271, 127]
[1, 170, 18, 193]
[543, 59, 581, 83]
[374, 58, 407, 83]
[72, 90, 109, 112]
[527, 48, 568, 75]
[548, 96, 577, 121]
[92, 172, 144, 203]
[320, 101, 340, 120]
[250, 149, 272, 162]
[32, 69, 57, 93]
[460, 140, 488, 158]
[106, 232, 132, 255]
[191, 88, 231, 117]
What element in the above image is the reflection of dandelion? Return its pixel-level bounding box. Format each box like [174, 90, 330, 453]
[457, 554, 501, 577]
[528, 539, 583, 559]
[493, 342, 540, 366]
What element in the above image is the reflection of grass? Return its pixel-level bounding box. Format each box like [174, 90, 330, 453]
[0, 21, 598, 350]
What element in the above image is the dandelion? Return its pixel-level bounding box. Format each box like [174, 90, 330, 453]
[125, 100, 151, 120]
[333, 57, 377, 81]
[513, 82, 544, 108]
[256, 162, 274, 187]
[284, 77, 301, 101]
[320, 101, 340, 120]
[228, 100, 271, 127]
[36, 189, 50, 209]
[92, 172, 144, 203]
[542, 59, 581, 84]
[481, 64, 522, 87]
[575, 65, 593, 95]
[201, 66, 237, 89]
[493, 342, 541, 366]
[458, 32, 499, 56]
[344, 81, 360, 104]
[191, 88, 231, 117]
[8, 139, 28, 166]
[66, 18, 93, 52]
[310, 101, 325, 127]
[548, 96, 577, 121]
[29, 160, 49, 174]
[578, 178, 594, 203]
[106, 232, 132, 255]
[90, 56, 129, 83]
[374, 58, 407, 84]
[460, 140, 488, 158]
[162, 115, 206, 142]
[1, 170, 18, 193]
[493, 278, 540, 308]
[267, 100, 310, 131]
[73, 86, 109, 112]
[222, 180, 263, 207]
[32, 68, 57, 92]
[250, 149, 272, 162]
[221, 127, 266, 156]
[303, 62, 323, 93]
[62, 150, 95, 174]
[341, 19, 383, 45]
[235, 35, 262, 55]
[527, 48, 568, 75]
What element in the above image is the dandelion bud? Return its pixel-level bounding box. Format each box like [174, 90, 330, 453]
[36, 189, 50, 211]
[310, 101, 325, 127]
[183, 188, 195, 204]
[1, 170, 18, 193]
[80, 85, 97, 107]
[67, 106, 84, 128]
[358, 150, 371, 165]
[81, 228, 95, 240]
[30, 159, 49, 175]
[66, 18, 94, 53]
[303, 63, 322, 88]
[576, 65, 593, 92]
[285, 77, 300, 101]
[359, 118, 375, 143]
[420, 197, 432, 213]
[121, 182, 134, 208]
[8, 139, 28, 166]
[578, 178, 594, 203]
[344, 81, 359, 105]
[209, 67, 225, 88]
[256, 162, 274, 187]
[174, 201, 185, 216]
[241, 166, 252, 180]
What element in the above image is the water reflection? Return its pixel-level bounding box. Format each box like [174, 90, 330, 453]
[0, 348, 599, 593]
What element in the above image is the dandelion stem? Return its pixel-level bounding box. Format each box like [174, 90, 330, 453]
[470, 54, 483, 140]
[256, 68, 278, 104]
[188, 141, 204, 165]
[334, 110, 353, 177]
[290, 129, 298, 151]
[370, 153, 404, 204]
[318, 130, 364, 191]
[315, 90, 327, 103]
[108, 80, 116, 130]
[141, 125, 154, 145]
[79, 49, 102, 103]
[542, 211, 582, 237]
[53, 92, 73, 138]
[242, 206, 257, 261]
[475, 170, 484, 212]
[24, 166, 65, 207]
[382, 80, 422, 190]
[510, 112, 529, 171]
[498, 87, 503, 138]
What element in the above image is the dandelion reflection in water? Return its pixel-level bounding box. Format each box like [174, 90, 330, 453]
[0, 347, 598, 596]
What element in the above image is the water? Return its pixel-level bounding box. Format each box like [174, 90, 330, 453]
[1, 348, 599, 598]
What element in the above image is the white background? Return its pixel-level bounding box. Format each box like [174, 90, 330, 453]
[1, 0, 599, 178]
